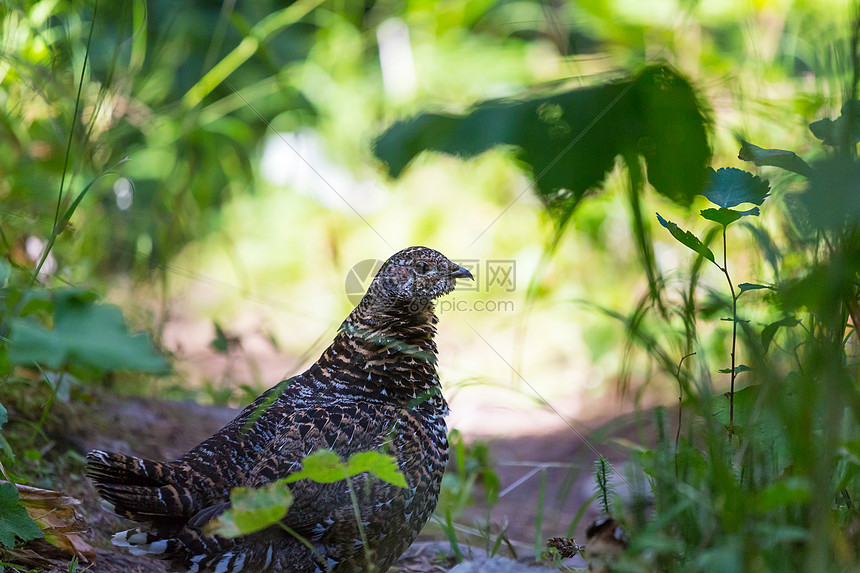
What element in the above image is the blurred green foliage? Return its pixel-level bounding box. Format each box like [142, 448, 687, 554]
[7, 288, 167, 373]
[375, 64, 712, 215]
[605, 105, 860, 571]
[373, 4, 860, 570]
[0, 0, 859, 569]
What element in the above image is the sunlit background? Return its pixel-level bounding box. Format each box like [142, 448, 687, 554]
[1, 0, 852, 433]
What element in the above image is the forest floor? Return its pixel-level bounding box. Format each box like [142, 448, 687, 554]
[4, 325, 659, 572]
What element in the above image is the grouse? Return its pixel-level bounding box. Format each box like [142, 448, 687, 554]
[86, 246, 473, 573]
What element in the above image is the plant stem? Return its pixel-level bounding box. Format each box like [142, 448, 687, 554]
[345, 474, 373, 570]
[674, 352, 696, 477]
[720, 226, 739, 439]
[281, 524, 330, 571]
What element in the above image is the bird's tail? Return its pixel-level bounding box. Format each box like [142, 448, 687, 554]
[87, 450, 243, 567]
[85, 449, 199, 521]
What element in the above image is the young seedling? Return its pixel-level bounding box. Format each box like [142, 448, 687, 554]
[209, 449, 407, 573]
[657, 167, 770, 438]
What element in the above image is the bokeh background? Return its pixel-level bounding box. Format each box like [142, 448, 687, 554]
[1, 0, 858, 568]
[3, 0, 849, 417]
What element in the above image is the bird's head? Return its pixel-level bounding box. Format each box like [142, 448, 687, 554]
[364, 246, 473, 315]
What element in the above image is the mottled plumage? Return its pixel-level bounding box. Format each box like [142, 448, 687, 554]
[86, 246, 472, 573]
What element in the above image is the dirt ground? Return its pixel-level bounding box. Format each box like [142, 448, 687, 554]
[7, 387, 656, 572]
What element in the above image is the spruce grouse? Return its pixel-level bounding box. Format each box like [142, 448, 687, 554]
[86, 246, 473, 573]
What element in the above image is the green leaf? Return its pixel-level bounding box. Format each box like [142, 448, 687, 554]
[286, 449, 348, 484]
[700, 207, 741, 226]
[634, 65, 713, 208]
[7, 289, 169, 374]
[709, 384, 796, 451]
[761, 317, 801, 353]
[0, 436, 15, 464]
[718, 365, 751, 374]
[798, 157, 860, 231]
[18, 289, 57, 318]
[286, 449, 407, 488]
[757, 477, 811, 511]
[374, 64, 711, 215]
[0, 483, 43, 548]
[702, 167, 770, 209]
[738, 283, 770, 294]
[209, 480, 293, 538]
[0, 403, 6, 431]
[738, 141, 813, 177]
[656, 213, 715, 264]
[346, 451, 407, 488]
[809, 101, 860, 147]
[700, 207, 759, 227]
[210, 322, 230, 354]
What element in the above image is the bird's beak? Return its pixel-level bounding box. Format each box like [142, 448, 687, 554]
[450, 265, 474, 280]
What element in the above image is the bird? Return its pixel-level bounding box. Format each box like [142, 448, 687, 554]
[86, 246, 473, 573]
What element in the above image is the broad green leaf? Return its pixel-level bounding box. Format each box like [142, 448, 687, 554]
[18, 289, 57, 318]
[634, 65, 713, 207]
[286, 449, 348, 484]
[761, 317, 801, 352]
[709, 381, 796, 465]
[798, 157, 860, 231]
[347, 451, 407, 488]
[700, 207, 759, 227]
[0, 404, 6, 431]
[809, 101, 860, 147]
[7, 289, 168, 373]
[375, 64, 711, 214]
[738, 141, 813, 177]
[0, 483, 43, 548]
[209, 480, 293, 538]
[656, 213, 715, 264]
[702, 167, 770, 209]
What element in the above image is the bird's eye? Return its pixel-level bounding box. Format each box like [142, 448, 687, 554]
[415, 261, 430, 275]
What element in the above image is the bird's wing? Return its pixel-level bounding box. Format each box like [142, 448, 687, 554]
[243, 400, 405, 540]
